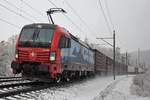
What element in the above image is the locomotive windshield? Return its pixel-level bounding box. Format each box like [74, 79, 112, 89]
[18, 27, 54, 48]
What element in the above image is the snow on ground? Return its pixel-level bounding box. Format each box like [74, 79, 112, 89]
[132, 69, 150, 97]
[94, 75, 150, 100]
[37, 75, 150, 100]
[37, 76, 121, 100]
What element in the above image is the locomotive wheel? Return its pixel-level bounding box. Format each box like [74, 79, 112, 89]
[66, 77, 70, 82]
[13, 68, 21, 74]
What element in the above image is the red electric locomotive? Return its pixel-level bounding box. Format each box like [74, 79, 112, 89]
[11, 8, 95, 82]
[11, 24, 65, 81]
[11, 23, 95, 82]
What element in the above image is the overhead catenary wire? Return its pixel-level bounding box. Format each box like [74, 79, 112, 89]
[104, 0, 114, 30]
[98, 0, 124, 49]
[98, 0, 112, 34]
[20, 0, 45, 18]
[63, 14, 85, 34]
[47, 0, 123, 50]
[3, 0, 38, 21]
[63, 0, 96, 34]
[47, 0, 58, 8]
[104, 0, 125, 48]
[46, 0, 86, 35]
[0, 17, 20, 28]
[0, 3, 34, 22]
[47, 0, 125, 51]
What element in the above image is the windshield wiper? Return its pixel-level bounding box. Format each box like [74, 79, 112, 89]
[32, 28, 39, 40]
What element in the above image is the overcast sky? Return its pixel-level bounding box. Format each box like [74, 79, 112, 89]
[0, 0, 150, 52]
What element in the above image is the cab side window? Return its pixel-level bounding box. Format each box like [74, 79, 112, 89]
[59, 36, 71, 48]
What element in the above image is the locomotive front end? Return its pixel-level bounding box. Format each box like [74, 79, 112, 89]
[11, 23, 61, 81]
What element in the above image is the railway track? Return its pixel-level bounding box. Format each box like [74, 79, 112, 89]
[0, 76, 88, 99]
[0, 76, 65, 99]
[0, 76, 30, 88]
[0, 81, 50, 98]
[0, 76, 21, 79]
[0, 76, 37, 98]
[0, 76, 24, 83]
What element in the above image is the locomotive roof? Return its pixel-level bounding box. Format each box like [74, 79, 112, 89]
[69, 33, 93, 50]
[22, 23, 57, 29]
[22, 23, 93, 50]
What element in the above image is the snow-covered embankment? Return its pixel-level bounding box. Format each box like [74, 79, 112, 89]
[37, 76, 125, 100]
[37, 75, 150, 100]
[131, 68, 150, 97]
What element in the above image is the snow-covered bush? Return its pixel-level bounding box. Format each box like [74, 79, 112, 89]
[0, 35, 17, 76]
[131, 68, 150, 97]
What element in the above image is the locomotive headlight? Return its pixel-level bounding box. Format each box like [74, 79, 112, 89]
[15, 49, 18, 59]
[50, 52, 56, 61]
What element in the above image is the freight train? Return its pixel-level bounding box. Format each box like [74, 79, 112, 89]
[11, 23, 127, 82]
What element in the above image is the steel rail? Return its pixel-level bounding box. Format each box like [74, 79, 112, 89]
[0, 79, 25, 82]
[0, 77, 21, 79]
[0, 81, 40, 89]
[0, 83, 51, 98]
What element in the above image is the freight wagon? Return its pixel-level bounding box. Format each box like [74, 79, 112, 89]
[94, 49, 128, 76]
